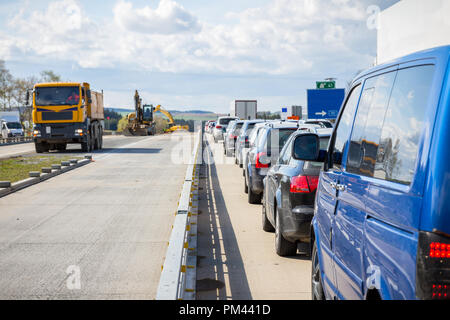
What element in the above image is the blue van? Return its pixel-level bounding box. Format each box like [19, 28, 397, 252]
[292, 45, 450, 300]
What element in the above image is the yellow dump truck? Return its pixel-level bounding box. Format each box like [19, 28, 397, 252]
[31, 82, 104, 153]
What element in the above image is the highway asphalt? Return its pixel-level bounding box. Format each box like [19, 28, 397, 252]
[196, 135, 312, 300]
[0, 132, 190, 299]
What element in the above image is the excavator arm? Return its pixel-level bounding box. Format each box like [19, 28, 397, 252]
[153, 105, 174, 125]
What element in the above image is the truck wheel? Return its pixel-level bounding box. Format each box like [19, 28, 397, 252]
[81, 134, 91, 152]
[98, 133, 103, 150]
[56, 144, 67, 151]
[275, 209, 297, 256]
[35, 142, 48, 153]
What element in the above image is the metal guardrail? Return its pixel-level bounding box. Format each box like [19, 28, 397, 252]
[156, 128, 203, 300]
[0, 136, 33, 145]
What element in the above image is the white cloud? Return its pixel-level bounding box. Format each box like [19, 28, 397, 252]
[114, 0, 201, 34]
[2, 0, 379, 76]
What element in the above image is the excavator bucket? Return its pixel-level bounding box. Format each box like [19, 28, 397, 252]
[122, 127, 134, 136]
[123, 125, 148, 136]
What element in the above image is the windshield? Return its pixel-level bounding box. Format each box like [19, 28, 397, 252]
[6, 122, 22, 129]
[219, 118, 237, 125]
[260, 128, 297, 152]
[35, 86, 80, 106]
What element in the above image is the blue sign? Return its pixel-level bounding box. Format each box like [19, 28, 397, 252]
[281, 108, 288, 112]
[307, 89, 345, 120]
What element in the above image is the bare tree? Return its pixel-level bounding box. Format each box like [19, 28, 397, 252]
[0, 60, 14, 111]
[40, 70, 62, 83]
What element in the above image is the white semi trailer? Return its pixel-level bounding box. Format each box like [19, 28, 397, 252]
[230, 100, 257, 120]
[377, 0, 450, 65]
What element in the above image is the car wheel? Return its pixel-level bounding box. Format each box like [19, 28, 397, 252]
[275, 208, 297, 256]
[248, 182, 262, 204]
[262, 202, 275, 232]
[311, 240, 325, 300]
[244, 171, 249, 194]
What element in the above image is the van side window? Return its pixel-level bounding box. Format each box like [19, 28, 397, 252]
[346, 71, 396, 176]
[330, 84, 362, 170]
[374, 65, 435, 185]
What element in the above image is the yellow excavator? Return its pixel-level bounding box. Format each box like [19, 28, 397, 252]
[153, 105, 189, 133]
[123, 90, 188, 136]
[123, 90, 155, 136]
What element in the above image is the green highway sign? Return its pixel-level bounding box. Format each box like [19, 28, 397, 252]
[316, 81, 336, 89]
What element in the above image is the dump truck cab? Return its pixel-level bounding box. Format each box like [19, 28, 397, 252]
[32, 82, 104, 153]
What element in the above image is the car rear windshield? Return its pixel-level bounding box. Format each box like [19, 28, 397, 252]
[244, 123, 256, 135]
[233, 123, 244, 135]
[219, 118, 236, 125]
[260, 128, 297, 152]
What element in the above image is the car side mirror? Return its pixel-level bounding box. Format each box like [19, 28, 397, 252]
[292, 133, 323, 162]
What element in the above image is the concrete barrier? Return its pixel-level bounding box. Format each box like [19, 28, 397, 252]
[0, 136, 33, 146]
[156, 129, 202, 300]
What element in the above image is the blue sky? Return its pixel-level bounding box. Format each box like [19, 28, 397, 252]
[0, 0, 400, 112]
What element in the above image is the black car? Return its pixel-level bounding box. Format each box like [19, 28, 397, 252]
[262, 130, 331, 256]
[244, 122, 299, 204]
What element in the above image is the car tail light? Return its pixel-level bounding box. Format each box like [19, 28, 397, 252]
[216, 125, 222, 129]
[290, 176, 319, 193]
[256, 152, 269, 169]
[429, 242, 450, 258]
[416, 232, 450, 300]
[432, 284, 449, 300]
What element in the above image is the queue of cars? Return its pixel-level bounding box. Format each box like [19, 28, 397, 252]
[206, 45, 450, 300]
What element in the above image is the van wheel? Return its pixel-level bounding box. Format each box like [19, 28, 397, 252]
[262, 202, 275, 232]
[312, 240, 325, 300]
[275, 209, 297, 256]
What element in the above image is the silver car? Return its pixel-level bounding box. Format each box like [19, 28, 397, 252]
[213, 116, 239, 142]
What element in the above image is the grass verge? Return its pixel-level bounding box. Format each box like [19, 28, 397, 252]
[0, 155, 83, 183]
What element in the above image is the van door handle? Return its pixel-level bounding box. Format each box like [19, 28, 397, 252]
[336, 184, 346, 191]
[330, 182, 337, 189]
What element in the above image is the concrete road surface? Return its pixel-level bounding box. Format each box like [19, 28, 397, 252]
[0, 135, 143, 160]
[196, 135, 312, 300]
[0, 132, 191, 299]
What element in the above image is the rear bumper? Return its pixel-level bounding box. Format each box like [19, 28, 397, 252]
[281, 205, 314, 243]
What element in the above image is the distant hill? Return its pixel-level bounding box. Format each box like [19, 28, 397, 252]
[105, 107, 217, 121]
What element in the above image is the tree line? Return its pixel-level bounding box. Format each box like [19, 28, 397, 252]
[0, 59, 62, 114]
